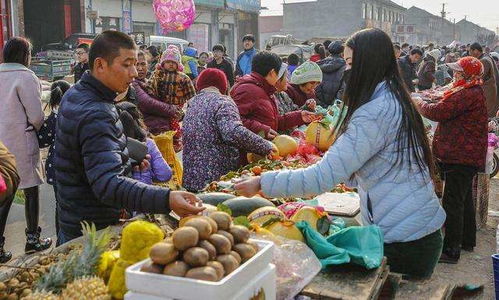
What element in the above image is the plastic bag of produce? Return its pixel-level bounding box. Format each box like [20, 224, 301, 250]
[296, 221, 383, 269]
[153, 131, 183, 187]
[253, 234, 321, 300]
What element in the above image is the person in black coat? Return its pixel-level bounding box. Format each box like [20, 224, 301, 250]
[72, 43, 90, 83]
[207, 44, 235, 87]
[398, 48, 423, 92]
[54, 31, 204, 245]
[315, 41, 346, 107]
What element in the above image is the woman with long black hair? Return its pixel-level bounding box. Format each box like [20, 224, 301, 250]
[235, 28, 446, 278]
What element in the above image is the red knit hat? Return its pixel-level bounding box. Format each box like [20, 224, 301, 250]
[447, 56, 483, 77]
[196, 68, 228, 94]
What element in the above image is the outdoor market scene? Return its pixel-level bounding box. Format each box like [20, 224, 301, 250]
[0, 0, 499, 299]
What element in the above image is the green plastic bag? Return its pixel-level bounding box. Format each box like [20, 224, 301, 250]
[296, 221, 384, 269]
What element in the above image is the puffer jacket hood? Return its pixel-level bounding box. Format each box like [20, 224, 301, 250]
[233, 72, 276, 96]
[317, 56, 346, 74]
[184, 47, 198, 58]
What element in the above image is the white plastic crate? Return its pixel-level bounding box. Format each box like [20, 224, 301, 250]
[125, 239, 274, 300]
[124, 264, 276, 300]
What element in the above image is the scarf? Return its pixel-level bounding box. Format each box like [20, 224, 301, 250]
[442, 76, 483, 100]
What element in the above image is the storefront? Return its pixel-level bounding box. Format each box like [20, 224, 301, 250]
[226, 0, 261, 54]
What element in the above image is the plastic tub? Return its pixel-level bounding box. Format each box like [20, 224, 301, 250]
[125, 239, 274, 300]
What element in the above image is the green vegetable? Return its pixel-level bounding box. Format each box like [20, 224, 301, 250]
[197, 193, 236, 206]
[233, 216, 251, 228]
[217, 203, 233, 216]
[222, 197, 275, 217]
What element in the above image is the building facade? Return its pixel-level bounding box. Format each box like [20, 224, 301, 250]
[282, 0, 405, 41]
[457, 19, 496, 46]
[83, 0, 260, 59]
[402, 6, 455, 46]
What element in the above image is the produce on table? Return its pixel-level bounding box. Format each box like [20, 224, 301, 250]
[290, 206, 324, 231]
[272, 135, 298, 157]
[59, 276, 110, 300]
[141, 214, 258, 282]
[248, 207, 286, 226]
[196, 193, 236, 206]
[108, 221, 164, 299]
[222, 197, 275, 217]
[97, 250, 120, 283]
[247, 152, 266, 163]
[305, 121, 336, 152]
[264, 220, 305, 243]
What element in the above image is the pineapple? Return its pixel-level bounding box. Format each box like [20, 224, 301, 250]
[60, 276, 110, 300]
[35, 222, 112, 294]
[22, 290, 59, 300]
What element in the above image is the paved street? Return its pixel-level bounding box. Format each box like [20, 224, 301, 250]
[4, 184, 56, 258]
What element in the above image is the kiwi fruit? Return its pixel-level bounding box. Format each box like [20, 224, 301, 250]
[233, 243, 256, 263]
[185, 266, 218, 282]
[209, 234, 232, 254]
[184, 218, 212, 240]
[209, 212, 232, 231]
[172, 227, 199, 250]
[198, 240, 217, 260]
[247, 240, 259, 252]
[183, 247, 209, 267]
[149, 242, 178, 265]
[230, 250, 242, 264]
[229, 225, 250, 244]
[140, 261, 164, 274]
[164, 236, 173, 244]
[216, 254, 239, 275]
[217, 230, 234, 246]
[201, 216, 218, 233]
[207, 261, 225, 280]
[163, 261, 190, 277]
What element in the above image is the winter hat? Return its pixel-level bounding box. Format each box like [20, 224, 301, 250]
[290, 61, 323, 85]
[278, 63, 288, 80]
[196, 68, 228, 94]
[328, 41, 344, 56]
[160, 45, 184, 72]
[447, 56, 484, 78]
[426, 49, 441, 62]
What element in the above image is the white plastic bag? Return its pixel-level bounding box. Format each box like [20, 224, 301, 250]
[251, 234, 321, 300]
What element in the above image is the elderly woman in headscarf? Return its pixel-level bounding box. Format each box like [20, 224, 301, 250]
[414, 56, 488, 264]
[417, 49, 441, 91]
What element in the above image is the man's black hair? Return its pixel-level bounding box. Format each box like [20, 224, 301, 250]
[212, 44, 225, 53]
[89, 30, 136, 71]
[242, 34, 255, 43]
[252, 51, 281, 77]
[393, 44, 401, 50]
[76, 43, 90, 52]
[470, 42, 483, 52]
[147, 45, 160, 58]
[410, 48, 423, 56]
[323, 40, 332, 50]
[287, 53, 299, 66]
[401, 43, 409, 48]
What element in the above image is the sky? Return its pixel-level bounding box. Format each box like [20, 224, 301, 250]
[260, 0, 499, 32]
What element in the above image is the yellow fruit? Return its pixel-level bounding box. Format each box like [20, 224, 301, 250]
[272, 135, 298, 157]
[248, 207, 285, 226]
[305, 121, 335, 151]
[291, 206, 323, 231]
[98, 250, 120, 283]
[266, 220, 305, 242]
[61, 276, 110, 300]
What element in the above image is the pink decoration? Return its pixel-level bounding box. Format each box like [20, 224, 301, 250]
[153, 0, 195, 34]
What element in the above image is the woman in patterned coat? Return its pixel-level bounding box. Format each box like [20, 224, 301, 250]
[182, 69, 275, 192]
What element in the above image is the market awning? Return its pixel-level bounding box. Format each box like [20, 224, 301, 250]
[194, 0, 225, 8]
[226, 0, 261, 13]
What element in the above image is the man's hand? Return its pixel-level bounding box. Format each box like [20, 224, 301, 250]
[266, 129, 278, 140]
[169, 191, 205, 218]
[133, 154, 151, 172]
[301, 111, 321, 123]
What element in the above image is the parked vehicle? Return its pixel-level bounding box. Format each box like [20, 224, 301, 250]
[41, 33, 96, 51]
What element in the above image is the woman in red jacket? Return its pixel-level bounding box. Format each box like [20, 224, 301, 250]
[230, 52, 319, 157]
[414, 56, 488, 264]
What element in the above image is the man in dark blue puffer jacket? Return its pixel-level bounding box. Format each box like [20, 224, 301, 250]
[54, 31, 204, 244]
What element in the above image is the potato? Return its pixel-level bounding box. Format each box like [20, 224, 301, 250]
[209, 234, 232, 254]
[163, 261, 190, 277]
[233, 243, 256, 263]
[207, 261, 225, 280]
[183, 247, 209, 267]
[216, 254, 239, 275]
[172, 227, 199, 250]
[185, 266, 218, 282]
[149, 242, 178, 265]
[209, 212, 232, 231]
[140, 261, 164, 274]
[184, 218, 212, 240]
[217, 230, 234, 246]
[230, 250, 242, 264]
[198, 240, 217, 260]
[229, 225, 250, 244]
[201, 216, 218, 233]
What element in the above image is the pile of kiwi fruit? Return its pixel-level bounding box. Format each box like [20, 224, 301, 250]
[140, 212, 259, 282]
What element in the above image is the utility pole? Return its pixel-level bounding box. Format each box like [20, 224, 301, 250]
[440, 3, 446, 19]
